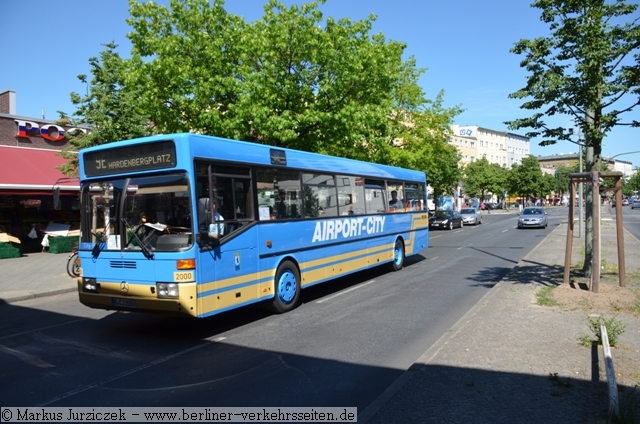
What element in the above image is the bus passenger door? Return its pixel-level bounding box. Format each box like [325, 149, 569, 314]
[197, 235, 259, 316]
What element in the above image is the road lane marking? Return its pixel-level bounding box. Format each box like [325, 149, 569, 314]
[456, 243, 472, 250]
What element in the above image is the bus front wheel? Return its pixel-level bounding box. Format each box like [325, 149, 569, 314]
[269, 260, 301, 313]
[389, 238, 405, 271]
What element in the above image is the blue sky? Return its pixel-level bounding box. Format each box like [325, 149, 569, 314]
[2, 0, 639, 166]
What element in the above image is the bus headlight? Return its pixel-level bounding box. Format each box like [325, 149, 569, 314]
[157, 283, 179, 298]
[83, 277, 98, 292]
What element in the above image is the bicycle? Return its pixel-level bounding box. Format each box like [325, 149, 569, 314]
[66, 244, 80, 278]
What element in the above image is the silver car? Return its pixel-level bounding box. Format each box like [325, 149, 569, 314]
[459, 207, 482, 225]
[517, 206, 548, 229]
[631, 200, 640, 209]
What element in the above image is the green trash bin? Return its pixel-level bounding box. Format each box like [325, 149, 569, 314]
[0, 242, 20, 259]
[48, 236, 79, 254]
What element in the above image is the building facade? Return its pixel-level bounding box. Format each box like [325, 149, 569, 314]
[0, 89, 89, 253]
[537, 153, 635, 178]
[450, 125, 530, 167]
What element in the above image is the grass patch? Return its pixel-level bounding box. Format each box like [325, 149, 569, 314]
[601, 258, 619, 274]
[579, 334, 592, 347]
[586, 314, 626, 347]
[537, 286, 559, 306]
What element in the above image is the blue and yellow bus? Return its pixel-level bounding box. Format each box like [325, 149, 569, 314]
[77, 133, 429, 317]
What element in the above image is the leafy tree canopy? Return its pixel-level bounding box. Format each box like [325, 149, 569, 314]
[506, 0, 640, 173]
[124, 0, 445, 163]
[57, 42, 151, 176]
[508, 155, 545, 198]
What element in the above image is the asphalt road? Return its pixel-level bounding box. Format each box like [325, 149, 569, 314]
[0, 208, 568, 410]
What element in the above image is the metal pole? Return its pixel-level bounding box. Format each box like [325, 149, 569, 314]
[578, 145, 583, 238]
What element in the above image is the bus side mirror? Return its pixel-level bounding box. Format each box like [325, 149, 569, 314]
[197, 230, 220, 250]
[198, 198, 211, 230]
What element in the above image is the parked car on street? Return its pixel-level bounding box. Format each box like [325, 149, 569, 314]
[459, 207, 482, 225]
[631, 200, 640, 209]
[429, 210, 463, 230]
[517, 206, 548, 229]
[622, 198, 629, 206]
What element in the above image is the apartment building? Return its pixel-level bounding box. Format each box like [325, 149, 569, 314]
[450, 125, 530, 168]
[537, 153, 635, 178]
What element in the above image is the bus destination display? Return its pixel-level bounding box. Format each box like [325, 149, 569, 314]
[84, 140, 177, 177]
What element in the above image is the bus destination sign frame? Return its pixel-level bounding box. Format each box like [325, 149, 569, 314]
[84, 140, 177, 177]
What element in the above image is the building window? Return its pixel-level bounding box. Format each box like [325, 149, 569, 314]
[470, 141, 475, 148]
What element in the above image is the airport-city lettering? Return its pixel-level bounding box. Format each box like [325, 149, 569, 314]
[15, 119, 88, 142]
[312, 216, 385, 242]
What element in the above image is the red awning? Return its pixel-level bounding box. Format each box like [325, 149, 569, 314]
[0, 146, 79, 193]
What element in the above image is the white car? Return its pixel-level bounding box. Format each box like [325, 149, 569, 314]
[459, 207, 482, 225]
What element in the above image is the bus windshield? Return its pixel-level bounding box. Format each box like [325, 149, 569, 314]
[81, 173, 193, 252]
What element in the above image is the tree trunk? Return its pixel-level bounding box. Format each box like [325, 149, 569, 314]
[583, 145, 594, 278]
[582, 106, 603, 283]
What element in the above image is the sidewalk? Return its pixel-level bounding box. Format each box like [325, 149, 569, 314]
[0, 250, 76, 303]
[363, 208, 640, 423]
[1, 209, 638, 422]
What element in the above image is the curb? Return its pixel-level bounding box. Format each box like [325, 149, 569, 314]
[0, 286, 77, 304]
[601, 325, 619, 418]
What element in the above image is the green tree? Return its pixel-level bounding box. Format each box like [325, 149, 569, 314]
[58, 42, 151, 176]
[554, 164, 572, 197]
[125, 0, 432, 162]
[382, 93, 463, 195]
[508, 156, 545, 202]
[487, 163, 508, 201]
[462, 157, 491, 198]
[463, 159, 508, 202]
[627, 170, 640, 195]
[539, 173, 557, 199]
[425, 142, 462, 200]
[506, 0, 640, 278]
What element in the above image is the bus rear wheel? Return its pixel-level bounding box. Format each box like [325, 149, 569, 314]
[389, 238, 405, 271]
[269, 260, 301, 313]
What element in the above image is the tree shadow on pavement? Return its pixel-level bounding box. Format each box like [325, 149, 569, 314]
[502, 259, 564, 287]
[467, 258, 564, 289]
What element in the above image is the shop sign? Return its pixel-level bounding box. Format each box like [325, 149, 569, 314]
[15, 119, 88, 142]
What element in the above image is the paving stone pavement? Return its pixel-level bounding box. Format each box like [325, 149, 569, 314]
[0, 249, 76, 303]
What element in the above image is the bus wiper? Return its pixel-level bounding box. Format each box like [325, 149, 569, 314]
[91, 239, 103, 259]
[122, 218, 154, 259]
[91, 220, 112, 259]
